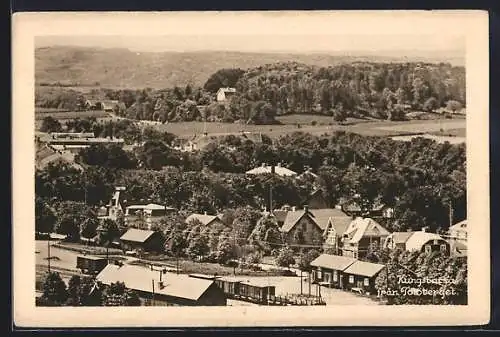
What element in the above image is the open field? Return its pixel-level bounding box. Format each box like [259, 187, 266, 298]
[35, 107, 72, 113]
[155, 116, 466, 139]
[35, 109, 111, 120]
[391, 134, 466, 144]
[373, 119, 465, 133]
[33, 111, 466, 141]
[429, 127, 466, 138]
[226, 275, 379, 306]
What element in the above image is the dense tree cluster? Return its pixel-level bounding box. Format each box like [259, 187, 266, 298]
[373, 248, 467, 305]
[36, 128, 466, 234]
[232, 62, 465, 118]
[203, 68, 245, 93]
[37, 272, 141, 307]
[36, 61, 465, 125]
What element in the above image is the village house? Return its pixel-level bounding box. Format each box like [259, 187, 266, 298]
[185, 212, 227, 230]
[304, 188, 329, 209]
[297, 166, 319, 181]
[310, 254, 385, 295]
[447, 220, 467, 257]
[278, 206, 351, 246]
[384, 229, 450, 255]
[96, 263, 227, 306]
[340, 199, 394, 219]
[119, 228, 165, 254]
[278, 206, 321, 245]
[310, 254, 357, 289]
[36, 144, 83, 171]
[322, 209, 354, 253]
[448, 220, 467, 243]
[100, 187, 127, 222]
[342, 260, 386, 294]
[341, 217, 390, 259]
[245, 163, 297, 177]
[125, 203, 177, 229]
[41, 132, 125, 153]
[84, 99, 123, 112]
[216, 87, 236, 102]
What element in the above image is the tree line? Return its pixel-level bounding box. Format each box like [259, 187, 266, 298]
[37, 272, 141, 307]
[36, 127, 466, 235]
[36, 61, 465, 125]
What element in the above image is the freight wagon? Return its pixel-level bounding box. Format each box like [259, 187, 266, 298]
[76, 255, 108, 275]
[214, 277, 276, 304]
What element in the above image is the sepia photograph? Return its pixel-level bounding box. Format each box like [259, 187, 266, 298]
[12, 11, 490, 327]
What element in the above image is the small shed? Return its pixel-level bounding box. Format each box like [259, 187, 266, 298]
[119, 228, 164, 253]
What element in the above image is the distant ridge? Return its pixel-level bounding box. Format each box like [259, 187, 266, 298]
[36, 46, 465, 89]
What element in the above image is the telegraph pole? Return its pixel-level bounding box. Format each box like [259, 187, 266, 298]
[448, 200, 454, 228]
[151, 279, 155, 306]
[47, 238, 51, 273]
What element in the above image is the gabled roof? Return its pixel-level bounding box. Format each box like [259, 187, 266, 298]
[217, 87, 236, 94]
[309, 208, 351, 232]
[246, 164, 297, 177]
[405, 232, 447, 252]
[387, 232, 415, 245]
[96, 264, 216, 301]
[185, 213, 222, 226]
[310, 254, 357, 271]
[343, 260, 385, 278]
[271, 210, 289, 223]
[344, 218, 390, 243]
[449, 220, 467, 232]
[126, 203, 175, 211]
[280, 210, 310, 233]
[120, 228, 156, 243]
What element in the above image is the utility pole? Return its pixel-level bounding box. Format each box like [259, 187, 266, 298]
[308, 271, 311, 296]
[300, 270, 303, 295]
[448, 200, 454, 228]
[47, 238, 51, 273]
[151, 279, 155, 306]
[233, 230, 237, 276]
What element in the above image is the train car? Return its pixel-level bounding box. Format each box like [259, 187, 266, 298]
[215, 278, 240, 297]
[76, 255, 108, 275]
[216, 278, 275, 303]
[239, 282, 276, 303]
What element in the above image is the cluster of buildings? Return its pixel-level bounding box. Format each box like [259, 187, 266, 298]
[96, 263, 227, 306]
[35, 131, 126, 170]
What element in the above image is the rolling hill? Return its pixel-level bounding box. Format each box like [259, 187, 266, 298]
[35, 46, 465, 89]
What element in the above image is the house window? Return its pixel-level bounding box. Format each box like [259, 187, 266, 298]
[333, 270, 338, 282]
[325, 273, 331, 284]
[349, 275, 354, 284]
[425, 245, 432, 253]
[440, 244, 447, 252]
[364, 278, 369, 286]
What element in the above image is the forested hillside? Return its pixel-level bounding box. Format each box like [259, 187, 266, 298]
[36, 61, 466, 125]
[35, 46, 465, 89]
[230, 61, 465, 119]
[36, 119, 466, 235]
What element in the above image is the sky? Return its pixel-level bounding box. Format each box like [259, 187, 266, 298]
[36, 34, 465, 56]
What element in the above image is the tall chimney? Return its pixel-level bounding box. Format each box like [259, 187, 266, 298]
[204, 211, 207, 215]
[304, 205, 309, 213]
